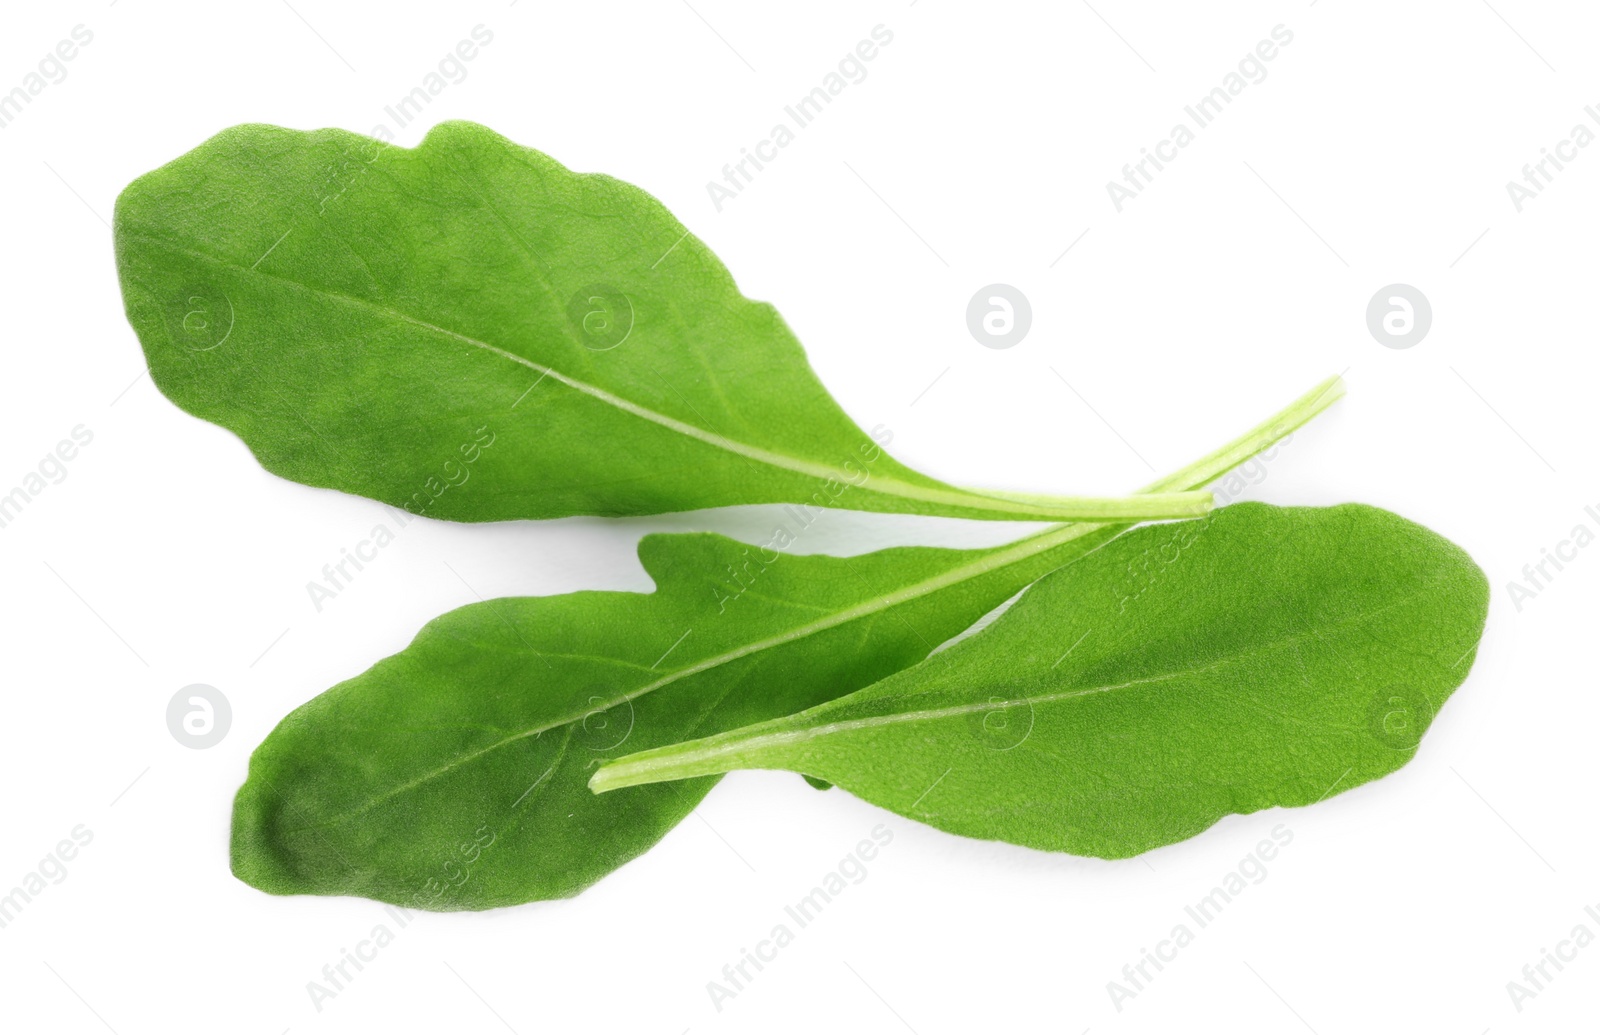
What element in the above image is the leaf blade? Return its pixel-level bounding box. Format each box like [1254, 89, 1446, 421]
[592, 503, 1490, 859]
[232, 534, 1057, 906]
[114, 121, 1206, 523]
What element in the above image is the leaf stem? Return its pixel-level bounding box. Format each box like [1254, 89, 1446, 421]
[589, 374, 1346, 795]
[1139, 374, 1344, 495]
[953, 375, 1343, 518]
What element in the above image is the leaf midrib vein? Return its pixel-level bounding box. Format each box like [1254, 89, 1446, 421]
[661, 579, 1449, 761]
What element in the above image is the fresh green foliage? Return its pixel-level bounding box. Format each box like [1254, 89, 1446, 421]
[592, 503, 1489, 859]
[113, 121, 1205, 524]
[232, 380, 1343, 908]
[121, 121, 1475, 905]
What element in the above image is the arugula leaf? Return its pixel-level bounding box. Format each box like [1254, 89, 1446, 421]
[232, 379, 1342, 908]
[592, 502, 1489, 859]
[113, 121, 1205, 524]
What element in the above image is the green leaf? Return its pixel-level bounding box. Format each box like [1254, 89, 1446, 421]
[113, 121, 1205, 524]
[232, 379, 1343, 908]
[592, 502, 1489, 859]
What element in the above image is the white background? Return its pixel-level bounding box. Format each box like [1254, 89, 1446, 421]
[1, 1, 1595, 1032]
